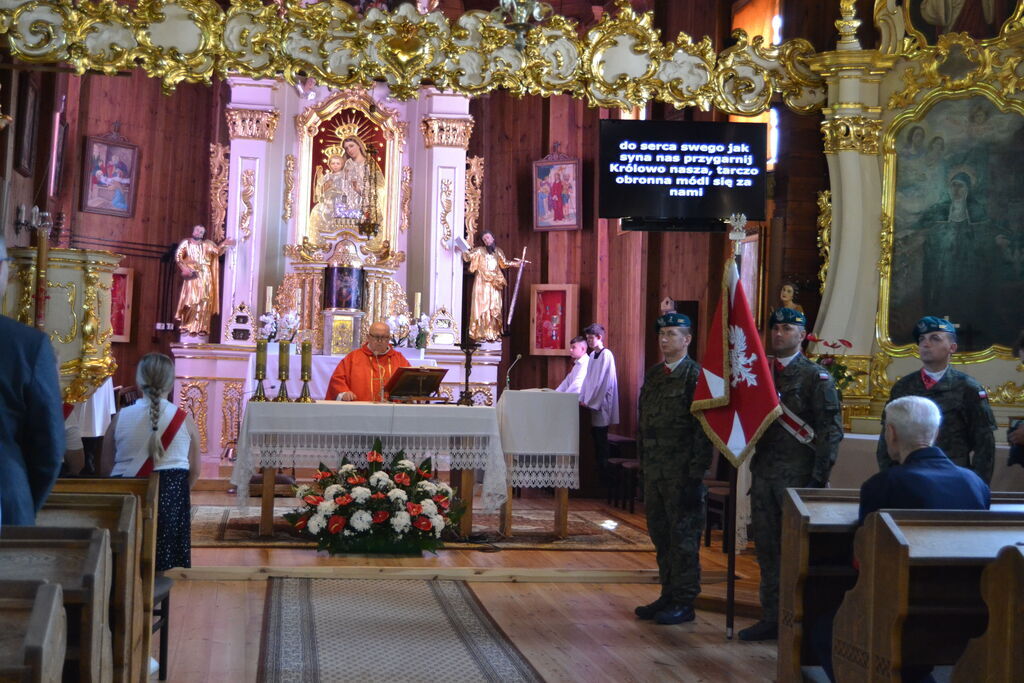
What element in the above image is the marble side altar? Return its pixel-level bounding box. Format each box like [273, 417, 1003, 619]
[173, 80, 498, 464]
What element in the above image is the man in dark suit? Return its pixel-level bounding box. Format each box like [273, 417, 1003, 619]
[0, 236, 65, 525]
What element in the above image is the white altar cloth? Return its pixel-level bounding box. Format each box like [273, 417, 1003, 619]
[79, 377, 116, 437]
[243, 346, 435, 402]
[497, 389, 579, 488]
[232, 401, 507, 511]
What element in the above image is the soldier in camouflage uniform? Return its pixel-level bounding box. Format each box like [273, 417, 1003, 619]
[876, 316, 996, 483]
[634, 312, 713, 625]
[740, 307, 843, 642]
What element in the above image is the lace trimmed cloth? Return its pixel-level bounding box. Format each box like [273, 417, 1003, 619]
[497, 390, 580, 489]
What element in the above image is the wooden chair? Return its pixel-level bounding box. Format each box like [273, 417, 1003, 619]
[53, 475, 159, 683]
[832, 510, 1024, 682]
[0, 527, 113, 682]
[115, 385, 142, 410]
[151, 575, 173, 681]
[952, 544, 1024, 683]
[702, 450, 731, 550]
[36, 493, 141, 683]
[0, 581, 66, 683]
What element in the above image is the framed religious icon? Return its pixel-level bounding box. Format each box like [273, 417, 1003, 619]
[904, 0, 1016, 45]
[110, 267, 134, 343]
[533, 156, 581, 231]
[80, 134, 140, 217]
[14, 72, 39, 177]
[529, 284, 578, 356]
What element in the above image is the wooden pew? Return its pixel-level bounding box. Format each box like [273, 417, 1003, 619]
[0, 581, 66, 683]
[778, 489, 1024, 683]
[952, 544, 1024, 683]
[832, 510, 1024, 682]
[52, 476, 158, 683]
[0, 527, 113, 682]
[37, 493, 141, 683]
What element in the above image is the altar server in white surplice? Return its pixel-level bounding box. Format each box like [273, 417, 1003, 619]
[556, 335, 590, 394]
[579, 323, 619, 488]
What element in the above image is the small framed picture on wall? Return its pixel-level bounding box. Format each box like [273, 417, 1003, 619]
[81, 133, 140, 218]
[529, 284, 579, 356]
[110, 267, 134, 343]
[533, 155, 581, 231]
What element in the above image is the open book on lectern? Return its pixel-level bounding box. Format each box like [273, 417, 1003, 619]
[383, 366, 448, 402]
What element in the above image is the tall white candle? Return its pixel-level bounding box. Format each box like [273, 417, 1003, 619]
[413, 292, 421, 319]
[265, 285, 273, 313]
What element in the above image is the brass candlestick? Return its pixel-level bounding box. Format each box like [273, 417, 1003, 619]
[251, 340, 269, 402]
[296, 340, 314, 403]
[273, 340, 291, 402]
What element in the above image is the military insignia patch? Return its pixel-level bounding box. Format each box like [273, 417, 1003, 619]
[819, 372, 830, 380]
[979, 390, 988, 399]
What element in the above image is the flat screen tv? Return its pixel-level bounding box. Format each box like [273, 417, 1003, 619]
[599, 119, 767, 230]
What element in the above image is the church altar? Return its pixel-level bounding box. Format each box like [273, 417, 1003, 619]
[233, 401, 509, 536]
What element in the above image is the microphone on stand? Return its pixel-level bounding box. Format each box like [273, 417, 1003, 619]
[505, 353, 523, 390]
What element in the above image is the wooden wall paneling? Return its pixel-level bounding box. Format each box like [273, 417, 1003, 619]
[608, 229, 648, 438]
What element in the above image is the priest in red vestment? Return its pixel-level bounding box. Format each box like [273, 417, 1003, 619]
[325, 321, 411, 402]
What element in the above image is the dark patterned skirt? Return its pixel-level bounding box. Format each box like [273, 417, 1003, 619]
[155, 468, 191, 571]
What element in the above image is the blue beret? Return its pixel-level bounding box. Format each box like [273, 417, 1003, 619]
[914, 316, 956, 342]
[656, 312, 692, 330]
[770, 307, 807, 327]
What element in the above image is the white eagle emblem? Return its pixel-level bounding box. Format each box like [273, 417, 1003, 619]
[729, 325, 759, 387]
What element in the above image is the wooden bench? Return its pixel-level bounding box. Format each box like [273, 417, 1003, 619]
[52, 476, 158, 683]
[952, 544, 1024, 682]
[0, 581, 66, 683]
[778, 489, 1024, 682]
[0, 527, 113, 682]
[832, 510, 1024, 682]
[37, 493, 142, 683]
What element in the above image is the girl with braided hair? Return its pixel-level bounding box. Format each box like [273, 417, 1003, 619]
[102, 353, 200, 570]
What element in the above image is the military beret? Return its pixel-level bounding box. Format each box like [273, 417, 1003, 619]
[769, 307, 807, 327]
[913, 316, 957, 342]
[656, 312, 692, 330]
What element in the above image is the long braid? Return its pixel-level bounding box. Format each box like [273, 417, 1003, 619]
[136, 353, 175, 465]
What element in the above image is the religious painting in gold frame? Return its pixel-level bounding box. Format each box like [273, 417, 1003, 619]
[879, 87, 1024, 363]
[529, 284, 578, 356]
[901, 1, 1022, 47]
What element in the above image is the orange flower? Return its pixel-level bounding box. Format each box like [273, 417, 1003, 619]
[432, 495, 450, 510]
[413, 515, 432, 531]
[371, 492, 387, 500]
[394, 472, 411, 486]
[335, 494, 353, 506]
[312, 470, 332, 481]
[406, 502, 423, 516]
[294, 514, 310, 530]
[346, 475, 366, 485]
[417, 468, 432, 479]
[372, 510, 390, 523]
[302, 494, 324, 506]
[327, 515, 346, 534]
[367, 450, 384, 463]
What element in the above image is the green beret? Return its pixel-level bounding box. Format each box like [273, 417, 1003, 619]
[770, 307, 807, 327]
[914, 316, 956, 342]
[656, 312, 692, 330]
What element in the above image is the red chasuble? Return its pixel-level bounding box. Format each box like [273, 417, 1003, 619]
[325, 346, 411, 402]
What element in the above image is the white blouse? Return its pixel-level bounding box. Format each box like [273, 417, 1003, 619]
[111, 398, 191, 476]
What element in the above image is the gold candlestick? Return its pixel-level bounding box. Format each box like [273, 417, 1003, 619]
[251, 339, 269, 402]
[274, 340, 291, 402]
[297, 339, 314, 403]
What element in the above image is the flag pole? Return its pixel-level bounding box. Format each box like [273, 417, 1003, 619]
[724, 214, 746, 639]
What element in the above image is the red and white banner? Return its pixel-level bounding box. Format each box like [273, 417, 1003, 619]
[692, 257, 781, 466]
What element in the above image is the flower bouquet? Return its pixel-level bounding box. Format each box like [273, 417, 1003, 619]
[283, 439, 462, 555]
[259, 310, 300, 341]
[805, 334, 866, 398]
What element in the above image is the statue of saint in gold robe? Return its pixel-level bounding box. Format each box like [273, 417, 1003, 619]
[175, 225, 233, 336]
[462, 231, 523, 342]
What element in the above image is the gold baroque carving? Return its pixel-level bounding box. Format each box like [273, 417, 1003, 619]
[421, 117, 474, 149]
[400, 166, 411, 234]
[465, 156, 484, 245]
[438, 177, 453, 246]
[47, 280, 78, 345]
[283, 154, 296, 222]
[816, 190, 832, 295]
[225, 108, 280, 141]
[870, 352, 893, 398]
[840, 354, 871, 399]
[821, 116, 882, 154]
[238, 169, 256, 242]
[179, 380, 209, 453]
[221, 381, 244, 448]
[209, 143, 229, 243]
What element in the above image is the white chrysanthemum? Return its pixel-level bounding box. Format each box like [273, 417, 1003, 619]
[324, 484, 344, 499]
[417, 481, 438, 495]
[430, 515, 444, 537]
[387, 488, 408, 503]
[343, 529, 353, 536]
[420, 499, 438, 516]
[295, 484, 312, 499]
[395, 459, 416, 471]
[369, 471, 392, 489]
[339, 463, 357, 474]
[350, 510, 372, 532]
[436, 482, 453, 497]
[391, 511, 412, 533]
[308, 512, 327, 534]
[317, 500, 338, 516]
[350, 486, 371, 503]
